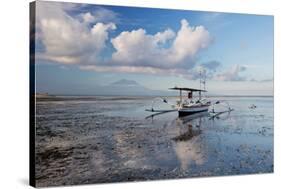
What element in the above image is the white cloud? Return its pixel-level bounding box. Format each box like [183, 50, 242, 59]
[154, 28, 176, 44]
[80, 65, 168, 74]
[169, 20, 211, 64]
[79, 7, 119, 24]
[111, 19, 211, 70]
[190, 60, 222, 79]
[80, 65, 205, 81]
[200, 60, 221, 71]
[36, 1, 116, 64]
[36, 2, 212, 79]
[215, 64, 247, 81]
[81, 12, 96, 23]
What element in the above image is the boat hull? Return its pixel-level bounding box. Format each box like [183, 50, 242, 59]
[178, 105, 209, 117]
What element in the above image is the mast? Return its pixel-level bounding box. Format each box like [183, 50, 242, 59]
[199, 69, 206, 99]
[203, 69, 206, 91]
[199, 70, 202, 100]
[179, 89, 182, 104]
[199, 70, 202, 91]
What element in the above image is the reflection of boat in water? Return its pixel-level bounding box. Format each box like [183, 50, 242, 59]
[177, 111, 209, 123]
[172, 112, 207, 141]
[173, 124, 201, 142]
[172, 112, 207, 170]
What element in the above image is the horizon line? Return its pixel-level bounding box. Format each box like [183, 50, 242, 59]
[35, 93, 274, 98]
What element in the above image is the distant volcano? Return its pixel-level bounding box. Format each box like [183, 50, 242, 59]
[104, 79, 175, 96]
[108, 79, 151, 95]
[110, 79, 140, 86]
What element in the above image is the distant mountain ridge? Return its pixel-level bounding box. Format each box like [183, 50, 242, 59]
[105, 79, 175, 96]
[111, 79, 140, 86]
[39, 79, 176, 96]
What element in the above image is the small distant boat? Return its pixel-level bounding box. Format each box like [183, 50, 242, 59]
[249, 104, 257, 109]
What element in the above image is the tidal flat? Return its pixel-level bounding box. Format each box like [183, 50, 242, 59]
[35, 96, 273, 187]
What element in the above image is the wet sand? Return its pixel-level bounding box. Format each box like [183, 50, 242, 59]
[35, 96, 273, 187]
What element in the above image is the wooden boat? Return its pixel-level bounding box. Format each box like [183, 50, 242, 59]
[169, 87, 211, 117]
[145, 70, 232, 118]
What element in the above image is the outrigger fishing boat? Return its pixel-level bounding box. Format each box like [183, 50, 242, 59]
[170, 87, 211, 116]
[145, 70, 233, 117]
[145, 86, 211, 117]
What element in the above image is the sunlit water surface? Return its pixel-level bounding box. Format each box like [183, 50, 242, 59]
[35, 96, 273, 187]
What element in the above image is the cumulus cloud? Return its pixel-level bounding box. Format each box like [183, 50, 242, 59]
[111, 19, 211, 70]
[80, 64, 209, 82]
[111, 28, 175, 69]
[81, 65, 178, 74]
[215, 64, 247, 81]
[171, 20, 211, 63]
[186, 60, 222, 80]
[201, 60, 221, 71]
[36, 2, 212, 79]
[81, 12, 96, 23]
[36, 1, 116, 64]
[79, 7, 119, 24]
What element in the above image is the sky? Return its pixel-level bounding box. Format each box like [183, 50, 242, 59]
[34, 1, 274, 96]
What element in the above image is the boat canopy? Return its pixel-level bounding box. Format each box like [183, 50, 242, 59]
[169, 87, 207, 92]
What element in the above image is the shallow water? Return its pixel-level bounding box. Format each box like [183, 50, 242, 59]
[35, 96, 273, 187]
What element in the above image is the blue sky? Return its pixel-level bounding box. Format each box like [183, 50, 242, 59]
[34, 1, 273, 96]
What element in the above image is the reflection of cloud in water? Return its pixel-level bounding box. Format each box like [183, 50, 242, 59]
[172, 115, 207, 170]
[173, 138, 205, 170]
[91, 147, 107, 173]
[113, 130, 148, 169]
